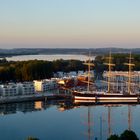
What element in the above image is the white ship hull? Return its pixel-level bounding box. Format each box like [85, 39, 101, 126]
[73, 92, 139, 104]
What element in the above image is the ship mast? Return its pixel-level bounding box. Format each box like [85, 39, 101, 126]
[124, 52, 135, 94]
[88, 54, 91, 92]
[104, 52, 115, 93]
[83, 52, 94, 92]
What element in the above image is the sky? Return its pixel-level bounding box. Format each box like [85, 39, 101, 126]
[0, 0, 140, 48]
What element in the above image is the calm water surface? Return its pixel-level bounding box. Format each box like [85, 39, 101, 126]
[0, 101, 140, 140]
[6, 54, 95, 61]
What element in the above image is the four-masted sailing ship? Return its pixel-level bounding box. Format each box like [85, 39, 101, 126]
[73, 52, 139, 104]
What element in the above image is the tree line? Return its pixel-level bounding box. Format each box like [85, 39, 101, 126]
[94, 53, 140, 73]
[1, 53, 140, 82]
[25, 129, 139, 140]
[0, 59, 85, 82]
[107, 130, 138, 140]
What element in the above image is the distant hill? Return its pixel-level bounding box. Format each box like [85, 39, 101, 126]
[0, 48, 140, 57]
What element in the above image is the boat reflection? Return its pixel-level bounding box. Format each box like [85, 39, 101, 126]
[0, 101, 139, 139]
[73, 103, 138, 139]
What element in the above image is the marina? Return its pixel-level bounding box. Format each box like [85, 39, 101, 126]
[72, 52, 140, 104]
[2, 52, 140, 105]
[1, 0, 140, 139]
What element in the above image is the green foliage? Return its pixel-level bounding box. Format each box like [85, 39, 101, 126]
[0, 58, 7, 64]
[94, 53, 140, 73]
[107, 130, 139, 140]
[21, 60, 53, 81]
[1, 53, 140, 82]
[120, 130, 139, 140]
[107, 134, 119, 140]
[94, 55, 105, 73]
[0, 59, 84, 82]
[52, 59, 84, 72]
[26, 136, 39, 140]
[0, 66, 15, 81]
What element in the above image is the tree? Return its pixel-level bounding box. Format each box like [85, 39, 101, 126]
[120, 130, 139, 140]
[107, 130, 139, 140]
[107, 134, 119, 140]
[26, 136, 39, 140]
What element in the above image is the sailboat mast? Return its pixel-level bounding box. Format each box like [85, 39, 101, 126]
[128, 52, 132, 94]
[87, 53, 91, 92]
[104, 51, 115, 93]
[108, 52, 111, 93]
[124, 52, 135, 94]
[83, 52, 94, 92]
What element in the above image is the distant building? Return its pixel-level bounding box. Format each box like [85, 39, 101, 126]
[78, 70, 84, 75]
[54, 71, 85, 78]
[0, 83, 18, 97]
[103, 71, 140, 93]
[34, 79, 58, 92]
[17, 82, 35, 95]
[68, 71, 77, 77]
[54, 71, 64, 78]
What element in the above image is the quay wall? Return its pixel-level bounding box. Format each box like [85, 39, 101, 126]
[0, 93, 72, 104]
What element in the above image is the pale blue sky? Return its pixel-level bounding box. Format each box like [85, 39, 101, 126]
[0, 0, 140, 48]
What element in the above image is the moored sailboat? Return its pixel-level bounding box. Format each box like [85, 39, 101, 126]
[73, 52, 140, 104]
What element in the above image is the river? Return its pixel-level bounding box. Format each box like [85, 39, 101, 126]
[6, 54, 95, 61]
[0, 100, 140, 140]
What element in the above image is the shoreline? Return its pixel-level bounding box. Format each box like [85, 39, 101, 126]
[1, 92, 140, 105]
[0, 93, 72, 104]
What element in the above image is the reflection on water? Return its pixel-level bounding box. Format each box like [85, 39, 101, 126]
[0, 100, 72, 115]
[0, 101, 140, 140]
[35, 101, 43, 110]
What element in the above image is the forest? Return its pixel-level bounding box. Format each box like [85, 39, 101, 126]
[0, 59, 85, 82]
[0, 53, 140, 82]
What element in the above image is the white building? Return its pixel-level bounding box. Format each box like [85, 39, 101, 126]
[78, 70, 84, 75]
[17, 82, 35, 95]
[68, 71, 77, 77]
[0, 83, 18, 97]
[54, 71, 64, 78]
[34, 79, 58, 92]
[103, 71, 140, 93]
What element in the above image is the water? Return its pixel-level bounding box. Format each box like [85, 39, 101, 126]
[6, 54, 95, 61]
[0, 101, 140, 140]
